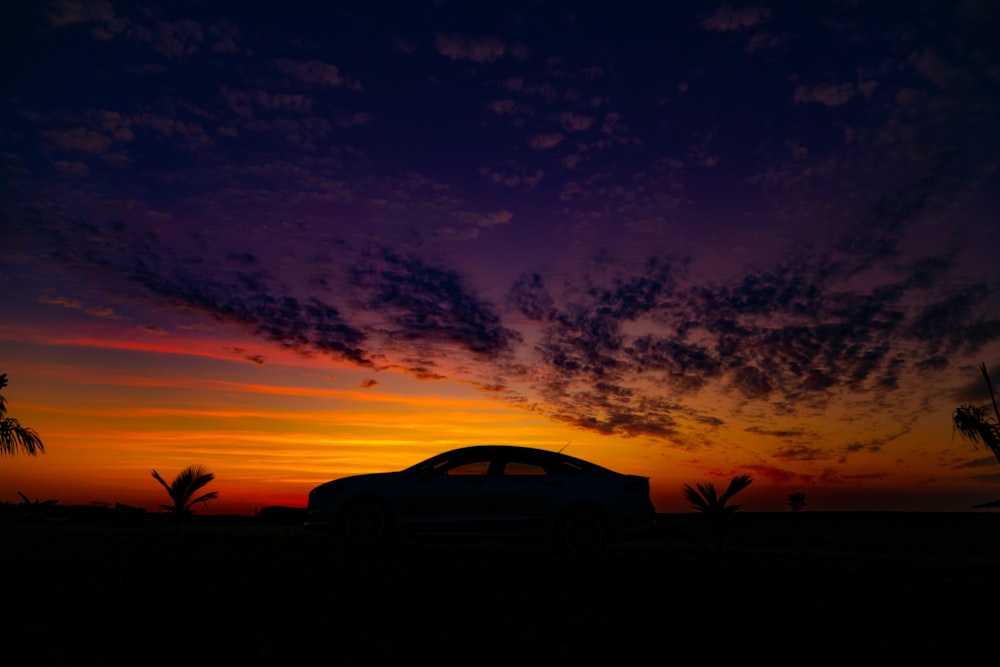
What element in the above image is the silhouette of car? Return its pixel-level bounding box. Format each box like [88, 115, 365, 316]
[305, 445, 656, 553]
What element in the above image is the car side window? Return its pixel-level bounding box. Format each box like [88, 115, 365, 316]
[444, 460, 491, 476]
[503, 461, 546, 476]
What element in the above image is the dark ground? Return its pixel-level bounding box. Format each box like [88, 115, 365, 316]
[3, 511, 999, 666]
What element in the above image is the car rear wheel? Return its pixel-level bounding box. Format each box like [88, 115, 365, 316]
[341, 500, 389, 546]
[558, 510, 606, 556]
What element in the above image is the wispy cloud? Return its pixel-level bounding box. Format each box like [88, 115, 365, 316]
[702, 6, 771, 32]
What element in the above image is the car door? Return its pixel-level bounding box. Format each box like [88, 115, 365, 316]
[477, 455, 559, 534]
[397, 454, 494, 532]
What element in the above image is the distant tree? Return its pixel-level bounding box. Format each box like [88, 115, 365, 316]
[683, 474, 753, 552]
[952, 363, 1000, 465]
[788, 492, 807, 512]
[152, 465, 218, 530]
[0, 373, 45, 457]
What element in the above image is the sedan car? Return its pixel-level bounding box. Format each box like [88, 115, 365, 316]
[305, 445, 656, 553]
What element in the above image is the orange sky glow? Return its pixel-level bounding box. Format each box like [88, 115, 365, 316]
[4, 319, 997, 515]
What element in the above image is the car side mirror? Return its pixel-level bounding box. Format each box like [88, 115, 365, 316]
[417, 463, 435, 479]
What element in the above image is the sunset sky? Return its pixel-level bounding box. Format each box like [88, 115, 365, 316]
[2, 0, 999, 514]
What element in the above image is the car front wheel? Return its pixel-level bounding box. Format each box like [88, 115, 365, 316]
[558, 510, 606, 555]
[341, 500, 389, 546]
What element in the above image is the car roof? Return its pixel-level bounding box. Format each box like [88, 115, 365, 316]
[430, 445, 602, 469]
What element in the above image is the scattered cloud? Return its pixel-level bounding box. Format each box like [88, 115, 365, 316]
[793, 82, 857, 107]
[528, 133, 564, 150]
[955, 456, 1000, 469]
[702, 6, 771, 32]
[434, 34, 509, 63]
[741, 464, 798, 484]
[772, 446, 830, 462]
[274, 58, 362, 90]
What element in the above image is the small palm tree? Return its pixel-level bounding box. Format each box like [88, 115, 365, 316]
[152, 465, 218, 529]
[952, 363, 1000, 464]
[683, 473, 753, 552]
[0, 373, 45, 457]
[684, 473, 754, 514]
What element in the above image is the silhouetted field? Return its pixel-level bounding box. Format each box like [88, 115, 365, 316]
[4, 511, 998, 665]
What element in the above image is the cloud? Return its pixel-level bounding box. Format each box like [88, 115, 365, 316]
[817, 468, 890, 485]
[348, 248, 521, 357]
[746, 426, 808, 439]
[740, 464, 797, 484]
[222, 90, 313, 117]
[745, 32, 785, 53]
[955, 456, 1000, 470]
[53, 161, 90, 176]
[151, 19, 205, 58]
[480, 163, 545, 190]
[497, 200, 1000, 440]
[559, 112, 595, 132]
[488, 99, 519, 116]
[120, 250, 373, 365]
[702, 6, 771, 32]
[969, 473, 1000, 484]
[772, 446, 830, 462]
[274, 58, 362, 90]
[434, 34, 509, 63]
[38, 295, 83, 310]
[38, 294, 118, 319]
[528, 133, 565, 150]
[793, 82, 857, 107]
[45, 128, 112, 153]
[49, 0, 116, 27]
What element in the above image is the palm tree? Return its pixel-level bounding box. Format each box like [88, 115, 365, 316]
[953, 363, 1000, 509]
[152, 465, 218, 529]
[0, 373, 45, 457]
[684, 473, 754, 514]
[952, 363, 1000, 465]
[683, 473, 753, 552]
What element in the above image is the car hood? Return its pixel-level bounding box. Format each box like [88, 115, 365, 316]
[313, 470, 403, 492]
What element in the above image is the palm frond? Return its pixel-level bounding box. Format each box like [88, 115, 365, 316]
[151, 469, 171, 490]
[683, 483, 713, 512]
[188, 491, 219, 509]
[684, 474, 753, 514]
[153, 465, 218, 515]
[0, 418, 45, 456]
[953, 404, 1000, 463]
[719, 473, 753, 505]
